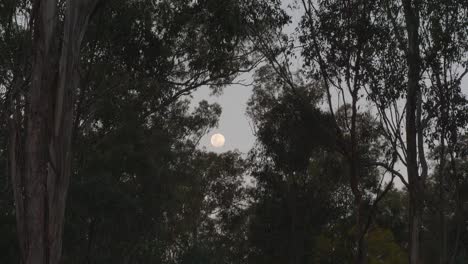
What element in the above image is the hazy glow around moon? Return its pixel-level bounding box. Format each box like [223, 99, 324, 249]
[210, 133, 225, 147]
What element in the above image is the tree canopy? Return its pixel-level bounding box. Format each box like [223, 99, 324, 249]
[0, 0, 467, 264]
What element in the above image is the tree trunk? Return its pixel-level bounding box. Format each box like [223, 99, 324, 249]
[355, 198, 367, 264]
[351, 158, 367, 264]
[350, 71, 366, 264]
[348, 106, 367, 264]
[408, 189, 421, 264]
[402, 0, 422, 263]
[438, 142, 447, 264]
[9, 0, 98, 263]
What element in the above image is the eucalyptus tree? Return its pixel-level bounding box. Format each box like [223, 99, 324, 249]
[420, 1, 468, 262]
[6, 1, 101, 263]
[296, 1, 468, 263]
[296, 1, 401, 262]
[246, 1, 400, 261]
[246, 65, 350, 264]
[246, 64, 392, 263]
[0, 0, 283, 263]
[365, 1, 468, 263]
[65, 99, 248, 263]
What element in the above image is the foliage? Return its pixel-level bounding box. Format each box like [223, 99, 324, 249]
[0, 0, 467, 263]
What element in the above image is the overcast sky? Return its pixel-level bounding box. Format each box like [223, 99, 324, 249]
[190, 74, 256, 154]
[191, 0, 299, 154]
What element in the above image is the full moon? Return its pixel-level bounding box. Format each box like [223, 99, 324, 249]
[210, 133, 225, 148]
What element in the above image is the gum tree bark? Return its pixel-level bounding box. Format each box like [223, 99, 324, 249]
[9, 0, 99, 263]
[402, 0, 423, 263]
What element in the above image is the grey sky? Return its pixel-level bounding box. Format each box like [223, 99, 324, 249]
[191, 0, 298, 154]
[190, 74, 256, 154]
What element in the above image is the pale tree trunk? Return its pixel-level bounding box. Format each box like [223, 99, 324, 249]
[9, 0, 98, 263]
[402, 0, 423, 263]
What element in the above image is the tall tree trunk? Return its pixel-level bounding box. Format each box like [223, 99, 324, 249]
[402, 0, 422, 263]
[350, 98, 367, 264]
[9, 0, 98, 263]
[438, 137, 447, 264]
[432, 52, 448, 264]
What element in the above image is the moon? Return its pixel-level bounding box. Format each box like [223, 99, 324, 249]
[210, 133, 225, 148]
